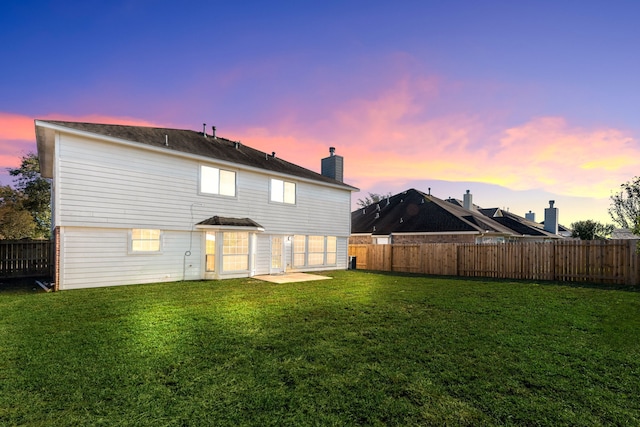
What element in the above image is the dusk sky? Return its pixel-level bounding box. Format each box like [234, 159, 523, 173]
[2, 1, 639, 227]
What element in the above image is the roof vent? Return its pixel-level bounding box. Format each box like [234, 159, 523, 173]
[212, 126, 216, 139]
[376, 204, 380, 211]
[203, 123, 207, 137]
[165, 135, 168, 146]
[400, 217, 403, 223]
[234, 142, 240, 149]
[272, 152, 276, 158]
[386, 197, 390, 206]
[362, 209, 366, 215]
[375, 213, 380, 219]
[373, 226, 376, 232]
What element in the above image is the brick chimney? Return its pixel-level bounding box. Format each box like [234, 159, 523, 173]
[321, 147, 344, 182]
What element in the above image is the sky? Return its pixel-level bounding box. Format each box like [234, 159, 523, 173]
[1, 0, 639, 227]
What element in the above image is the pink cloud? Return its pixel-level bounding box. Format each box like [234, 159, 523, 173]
[226, 75, 639, 211]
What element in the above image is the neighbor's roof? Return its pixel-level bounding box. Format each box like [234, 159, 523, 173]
[35, 120, 358, 191]
[478, 208, 560, 238]
[351, 188, 517, 236]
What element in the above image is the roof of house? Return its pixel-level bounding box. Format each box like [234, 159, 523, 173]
[35, 120, 357, 191]
[478, 208, 559, 238]
[197, 216, 263, 228]
[351, 188, 517, 236]
[352, 188, 563, 239]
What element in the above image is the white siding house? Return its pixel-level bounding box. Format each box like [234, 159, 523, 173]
[36, 120, 357, 290]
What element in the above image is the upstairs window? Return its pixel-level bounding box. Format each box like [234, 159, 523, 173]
[270, 178, 296, 204]
[201, 165, 236, 197]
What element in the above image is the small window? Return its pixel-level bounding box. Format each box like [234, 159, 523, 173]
[270, 179, 296, 204]
[201, 165, 236, 197]
[326, 236, 337, 265]
[205, 232, 216, 272]
[131, 229, 161, 253]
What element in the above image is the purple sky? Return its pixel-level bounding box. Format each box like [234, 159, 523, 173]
[2, 1, 639, 226]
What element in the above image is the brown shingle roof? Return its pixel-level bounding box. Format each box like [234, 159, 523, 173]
[39, 120, 357, 190]
[197, 216, 263, 228]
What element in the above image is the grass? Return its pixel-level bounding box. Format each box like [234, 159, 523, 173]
[1, 271, 639, 426]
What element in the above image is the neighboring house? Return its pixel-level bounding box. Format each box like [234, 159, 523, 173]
[611, 228, 639, 240]
[36, 120, 358, 290]
[350, 188, 562, 244]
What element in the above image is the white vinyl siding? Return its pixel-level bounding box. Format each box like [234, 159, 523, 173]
[52, 131, 352, 288]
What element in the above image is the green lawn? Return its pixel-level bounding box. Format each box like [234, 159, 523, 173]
[1, 271, 639, 426]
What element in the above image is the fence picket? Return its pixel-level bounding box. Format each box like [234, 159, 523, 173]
[349, 240, 640, 285]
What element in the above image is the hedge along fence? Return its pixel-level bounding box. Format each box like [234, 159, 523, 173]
[0, 240, 53, 279]
[349, 240, 640, 286]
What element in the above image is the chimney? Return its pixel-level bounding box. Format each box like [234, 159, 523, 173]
[544, 200, 558, 234]
[463, 190, 473, 210]
[525, 210, 535, 222]
[321, 146, 344, 182]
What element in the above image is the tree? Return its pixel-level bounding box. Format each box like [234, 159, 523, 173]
[570, 220, 614, 240]
[357, 192, 392, 208]
[7, 152, 51, 239]
[0, 185, 37, 239]
[609, 176, 640, 233]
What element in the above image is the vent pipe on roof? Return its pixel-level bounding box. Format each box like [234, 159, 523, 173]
[165, 135, 168, 146]
[428, 187, 431, 196]
[212, 126, 216, 139]
[272, 152, 276, 158]
[329, 146, 336, 157]
[203, 123, 206, 137]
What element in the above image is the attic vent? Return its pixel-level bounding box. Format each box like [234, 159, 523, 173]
[375, 213, 380, 219]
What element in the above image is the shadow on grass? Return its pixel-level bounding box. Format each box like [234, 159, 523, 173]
[0, 277, 51, 294]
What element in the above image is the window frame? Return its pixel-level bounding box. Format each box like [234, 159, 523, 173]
[269, 178, 296, 205]
[200, 165, 237, 197]
[129, 229, 163, 254]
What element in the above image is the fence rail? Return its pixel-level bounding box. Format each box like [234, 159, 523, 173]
[0, 240, 53, 279]
[349, 240, 640, 286]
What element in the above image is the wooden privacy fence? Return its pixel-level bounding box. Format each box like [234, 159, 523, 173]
[0, 240, 53, 279]
[349, 240, 640, 286]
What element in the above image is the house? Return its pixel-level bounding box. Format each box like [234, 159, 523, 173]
[35, 120, 358, 290]
[350, 188, 562, 244]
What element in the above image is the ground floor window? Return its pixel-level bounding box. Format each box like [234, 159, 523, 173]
[222, 232, 249, 271]
[292, 235, 338, 267]
[205, 232, 216, 271]
[130, 229, 162, 253]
